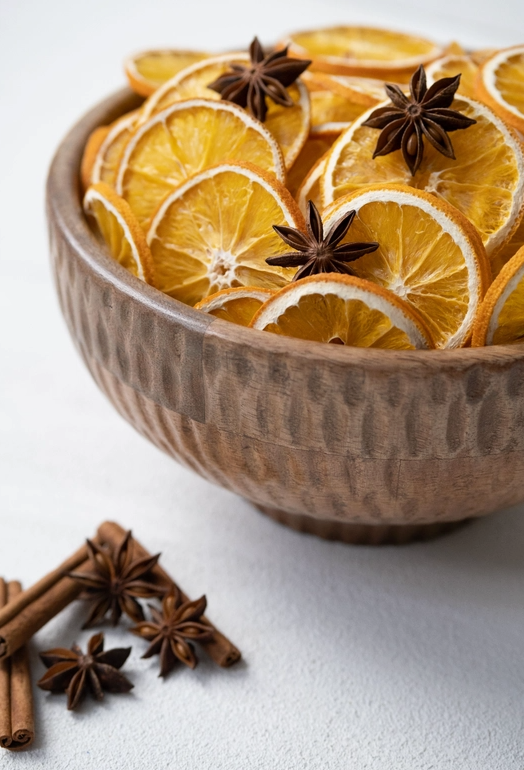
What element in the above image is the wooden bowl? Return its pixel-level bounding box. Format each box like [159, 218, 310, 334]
[46, 88, 524, 545]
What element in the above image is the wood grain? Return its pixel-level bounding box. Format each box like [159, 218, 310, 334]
[46, 87, 524, 544]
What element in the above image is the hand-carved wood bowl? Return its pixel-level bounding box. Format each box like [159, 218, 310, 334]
[46, 88, 524, 545]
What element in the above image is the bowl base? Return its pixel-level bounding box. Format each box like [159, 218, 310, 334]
[253, 504, 471, 545]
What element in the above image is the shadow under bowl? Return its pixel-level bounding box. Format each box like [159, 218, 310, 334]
[46, 87, 524, 545]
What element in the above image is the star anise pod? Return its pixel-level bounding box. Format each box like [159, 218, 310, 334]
[361, 64, 477, 175]
[207, 36, 311, 122]
[68, 531, 165, 628]
[131, 587, 214, 677]
[37, 633, 133, 710]
[265, 200, 379, 281]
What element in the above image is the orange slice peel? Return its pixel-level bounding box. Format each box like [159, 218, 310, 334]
[250, 273, 434, 349]
[84, 182, 155, 284]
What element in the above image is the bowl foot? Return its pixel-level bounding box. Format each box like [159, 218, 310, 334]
[253, 504, 471, 545]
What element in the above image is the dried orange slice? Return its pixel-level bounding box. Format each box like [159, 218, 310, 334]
[426, 55, 478, 98]
[140, 54, 310, 168]
[302, 71, 379, 138]
[331, 75, 389, 104]
[303, 70, 384, 107]
[296, 155, 327, 216]
[146, 163, 304, 306]
[89, 110, 139, 188]
[124, 49, 209, 96]
[250, 274, 433, 349]
[323, 184, 490, 348]
[471, 48, 497, 66]
[80, 126, 109, 190]
[322, 95, 524, 262]
[84, 182, 155, 284]
[283, 26, 443, 79]
[117, 99, 285, 228]
[195, 287, 274, 326]
[140, 53, 248, 119]
[473, 245, 524, 346]
[308, 89, 362, 138]
[477, 46, 524, 134]
[444, 42, 467, 56]
[287, 137, 333, 197]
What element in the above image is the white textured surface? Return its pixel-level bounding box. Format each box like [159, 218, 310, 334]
[1, 0, 524, 767]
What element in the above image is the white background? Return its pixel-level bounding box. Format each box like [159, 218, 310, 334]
[1, 1, 524, 768]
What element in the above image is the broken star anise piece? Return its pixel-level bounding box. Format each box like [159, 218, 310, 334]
[37, 632, 133, 710]
[266, 199, 379, 281]
[362, 64, 477, 175]
[207, 36, 311, 122]
[68, 531, 165, 628]
[131, 587, 214, 677]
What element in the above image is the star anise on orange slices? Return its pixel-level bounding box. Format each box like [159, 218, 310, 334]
[266, 199, 379, 281]
[207, 36, 311, 122]
[37, 633, 133, 710]
[131, 587, 214, 677]
[361, 64, 476, 174]
[68, 531, 164, 628]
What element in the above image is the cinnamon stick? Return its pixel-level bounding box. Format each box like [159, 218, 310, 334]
[0, 541, 99, 661]
[97, 521, 241, 668]
[0, 580, 35, 751]
[0, 543, 89, 630]
[0, 579, 11, 747]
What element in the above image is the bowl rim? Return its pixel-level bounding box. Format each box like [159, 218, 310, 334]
[46, 86, 524, 371]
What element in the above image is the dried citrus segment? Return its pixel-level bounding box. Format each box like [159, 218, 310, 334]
[117, 99, 285, 228]
[296, 155, 327, 216]
[309, 89, 369, 137]
[80, 126, 109, 191]
[84, 183, 155, 284]
[195, 287, 274, 326]
[332, 75, 388, 104]
[426, 55, 478, 98]
[264, 79, 310, 167]
[146, 163, 304, 306]
[303, 71, 380, 137]
[250, 274, 433, 349]
[491, 218, 524, 277]
[90, 110, 139, 188]
[284, 26, 443, 79]
[125, 49, 209, 97]
[322, 96, 524, 261]
[140, 54, 310, 168]
[471, 48, 497, 66]
[445, 42, 467, 57]
[323, 184, 490, 348]
[141, 53, 250, 119]
[473, 246, 524, 346]
[287, 137, 333, 197]
[477, 46, 524, 134]
[303, 70, 384, 107]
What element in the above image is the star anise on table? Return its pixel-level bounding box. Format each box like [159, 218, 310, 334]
[361, 64, 477, 175]
[207, 36, 311, 122]
[37, 633, 133, 710]
[265, 200, 379, 281]
[68, 531, 165, 628]
[131, 587, 214, 677]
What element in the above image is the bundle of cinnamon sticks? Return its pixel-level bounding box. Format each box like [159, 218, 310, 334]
[0, 520, 241, 749]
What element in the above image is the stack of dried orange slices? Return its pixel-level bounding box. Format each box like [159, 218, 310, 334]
[81, 27, 524, 351]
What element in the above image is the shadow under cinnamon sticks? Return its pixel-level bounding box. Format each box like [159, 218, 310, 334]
[0, 579, 35, 751]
